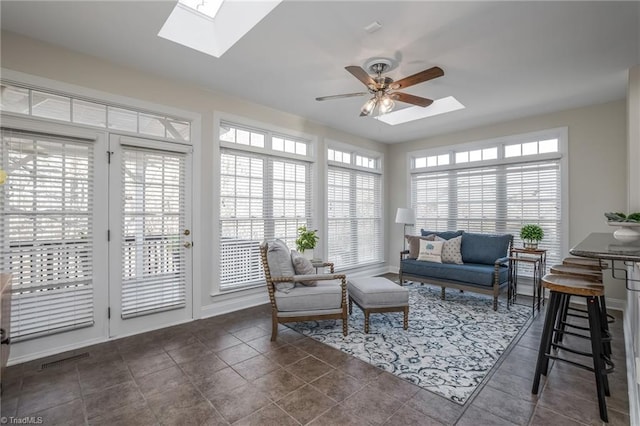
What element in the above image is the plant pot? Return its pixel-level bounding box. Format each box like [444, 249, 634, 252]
[302, 249, 315, 260]
[523, 241, 539, 250]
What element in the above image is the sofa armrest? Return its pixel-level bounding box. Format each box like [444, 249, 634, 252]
[400, 249, 410, 261]
[494, 256, 510, 267]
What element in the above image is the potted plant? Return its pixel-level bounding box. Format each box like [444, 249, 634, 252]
[296, 225, 319, 259]
[520, 224, 544, 249]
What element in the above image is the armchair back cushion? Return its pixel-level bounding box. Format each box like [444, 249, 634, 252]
[266, 239, 296, 293]
[461, 232, 512, 265]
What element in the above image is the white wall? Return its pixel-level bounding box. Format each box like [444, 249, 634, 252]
[387, 100, 628, 300]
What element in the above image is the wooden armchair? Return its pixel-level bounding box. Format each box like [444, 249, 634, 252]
[259, 239, 348, 341]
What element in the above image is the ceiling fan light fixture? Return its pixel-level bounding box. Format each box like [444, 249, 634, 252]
[379, 95, 395, 115]
[361, 97, 378, 116]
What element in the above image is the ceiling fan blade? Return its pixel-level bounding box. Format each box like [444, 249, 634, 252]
[345, 66, 376, 88]
[315, 92, 369, 101]
[390, 92, 434, 107]
[389, 66, 444, 90]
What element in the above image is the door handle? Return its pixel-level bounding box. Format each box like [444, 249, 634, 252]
[183, 242, 192, 249]
[0, 328, 9, 345]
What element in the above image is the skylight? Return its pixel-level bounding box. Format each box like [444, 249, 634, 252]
[158, 0, 282, 58]
[374, 96, 465, 126]
[179, 0, 224, 20]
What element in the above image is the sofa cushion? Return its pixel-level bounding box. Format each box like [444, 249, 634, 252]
[275, 281, 343, 312]
[291, 250, 317, 286]
[461, 232, 511, 265]
[420, 229, 464, 240]
[266, 239, 296, 293]
[436, 235, 463, 264]
[405, 234, 435, 259]
[417, 240, 444, 263]
[401, 259, 509, 287]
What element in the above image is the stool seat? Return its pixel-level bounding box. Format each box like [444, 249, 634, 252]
[542, 273, 604, 297]
[348, 277, 409, 333]
[563, 257, 607, 270]
[549, 264, 603, 281]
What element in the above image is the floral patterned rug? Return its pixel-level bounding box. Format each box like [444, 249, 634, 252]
[287, 283, 532, 404]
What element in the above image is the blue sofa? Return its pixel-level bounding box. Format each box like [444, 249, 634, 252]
[399, 230, 513, 310]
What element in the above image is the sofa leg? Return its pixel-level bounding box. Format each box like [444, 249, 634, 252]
[493, 297, 498, 311]
[441, 287, 445, 300]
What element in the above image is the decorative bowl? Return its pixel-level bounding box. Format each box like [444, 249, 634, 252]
[608, 221, 640, 242]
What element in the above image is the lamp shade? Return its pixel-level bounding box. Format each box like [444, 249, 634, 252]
[395, 208, 415, 225]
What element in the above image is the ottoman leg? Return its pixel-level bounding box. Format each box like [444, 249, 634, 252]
[364, 310, 370, 333]
[403, 306, 409, 330]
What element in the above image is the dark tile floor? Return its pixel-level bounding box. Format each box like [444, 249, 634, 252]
[0, 289, 630, 425]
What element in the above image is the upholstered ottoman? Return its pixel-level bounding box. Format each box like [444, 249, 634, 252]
[347, 277, 409, 333]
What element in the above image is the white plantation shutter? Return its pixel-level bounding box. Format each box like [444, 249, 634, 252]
[327, 165, 383, 270]
[219, 148, 311, 290]
[0, 128, 95, 341]
[121, 146, 186, 318]
[411, 159, 562, 269]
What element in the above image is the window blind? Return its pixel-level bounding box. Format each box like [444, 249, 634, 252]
[0, 128, 95, 341]
[411, 159, 562, 269]
[121, 147, 186, 318]
[327, 166, 383, 270]
[219, 148, 311, 290]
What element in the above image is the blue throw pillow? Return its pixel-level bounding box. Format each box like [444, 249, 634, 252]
[420, 229, 464, 240]
[461, 232, 512, 265]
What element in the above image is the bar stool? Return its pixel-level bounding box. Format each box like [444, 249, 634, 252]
[562, 256, 608, 271]
[549, 263, 611, 356]
[532, 273, 614, 422]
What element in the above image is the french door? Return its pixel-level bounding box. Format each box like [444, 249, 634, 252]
[1, 118, 193, 359]
[108, 135, 192, 337]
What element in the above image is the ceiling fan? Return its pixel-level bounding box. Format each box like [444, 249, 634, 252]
[316, 59, 444, 117]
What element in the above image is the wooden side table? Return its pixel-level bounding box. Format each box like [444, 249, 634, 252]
[508, 248, 547, 313]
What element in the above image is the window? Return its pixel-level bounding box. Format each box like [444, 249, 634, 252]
[1, 128, 95, 341]
[218, 122, 313, 291]
[327, 145, 383, 270]
[1, 82, 191, 141]
[411, 130, 564, 268]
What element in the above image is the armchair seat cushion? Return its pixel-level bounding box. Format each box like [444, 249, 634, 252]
[275, 280, 343, 312]
[401, 259, 508, 287]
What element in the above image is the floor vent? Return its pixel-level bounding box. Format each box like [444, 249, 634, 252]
[40, 352, 90, 370]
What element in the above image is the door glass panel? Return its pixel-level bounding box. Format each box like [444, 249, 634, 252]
[121, 147, 186, 318]
[1, 128, 94, 341]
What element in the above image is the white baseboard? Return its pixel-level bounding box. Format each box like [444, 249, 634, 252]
[201, 287, 269, 319]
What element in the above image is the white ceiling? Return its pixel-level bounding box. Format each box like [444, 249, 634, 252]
[1, 1, 638, 144]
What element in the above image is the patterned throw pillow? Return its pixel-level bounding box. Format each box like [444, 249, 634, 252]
[436, 235, 464, 264]
[291, 250, 317, 286]
[406, 234, 435, 259]
[417, 240, 444, 263]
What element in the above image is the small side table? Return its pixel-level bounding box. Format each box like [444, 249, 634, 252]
[508, 248, 547, 313]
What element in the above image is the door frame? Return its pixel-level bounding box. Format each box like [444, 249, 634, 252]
[108, 134, 194, 338]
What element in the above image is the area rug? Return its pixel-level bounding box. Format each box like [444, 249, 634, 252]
[287, 283, 532, 404]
